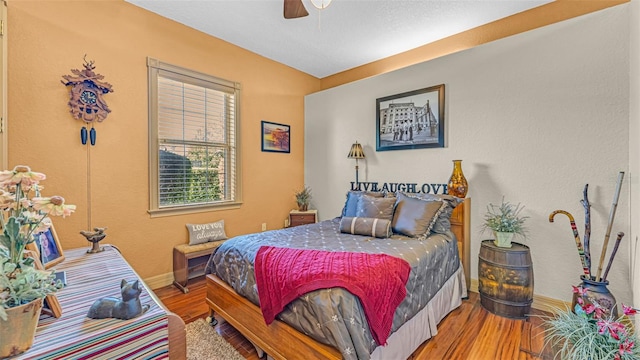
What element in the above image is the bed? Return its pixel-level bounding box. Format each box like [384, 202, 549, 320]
[205, 193, 470, 360]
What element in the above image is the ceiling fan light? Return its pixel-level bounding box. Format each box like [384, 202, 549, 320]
[310, 0, 332, 10]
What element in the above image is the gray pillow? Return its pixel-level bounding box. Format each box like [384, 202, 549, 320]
[356, 195, 396, 220]
[186, 220, 227, 245]
[396, 192, 463, 234]
[391, 193, 446, 237]
[339, 217, 392, 238]
[341, 191, 384, 217]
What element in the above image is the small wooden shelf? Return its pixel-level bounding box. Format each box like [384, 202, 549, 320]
[173, 241, 225, 294]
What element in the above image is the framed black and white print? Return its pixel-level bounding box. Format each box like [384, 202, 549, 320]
[261, 121, 291, 153]
[376, 84, 445, 151]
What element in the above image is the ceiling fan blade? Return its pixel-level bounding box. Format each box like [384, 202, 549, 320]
[284, 0, 309, 19]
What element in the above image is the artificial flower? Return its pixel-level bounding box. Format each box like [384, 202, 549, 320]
[32, 216, 52, 234]
[31, 196, 76, 218]
[545, 286, 640, 360]
[0, 165, 45, 187]
[572, 284, 588, 297]
[620, 339, 635, 355]
[0, 167, 75, 266]
[597, 319, 626, 340]
[0, 190, 13, 209]
[623, 304, 637, 316]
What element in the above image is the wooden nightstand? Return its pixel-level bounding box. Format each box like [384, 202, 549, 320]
[289, 209, 317, 227]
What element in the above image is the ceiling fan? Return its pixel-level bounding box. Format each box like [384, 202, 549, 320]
[284, 0, 333, 19]
[284, 0, 308, 19]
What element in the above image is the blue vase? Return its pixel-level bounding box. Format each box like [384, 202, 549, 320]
[572, 275, 618, 318]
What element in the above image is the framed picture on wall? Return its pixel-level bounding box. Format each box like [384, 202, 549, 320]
[376, 84, 445, 151]
[261, 121, 291, 153]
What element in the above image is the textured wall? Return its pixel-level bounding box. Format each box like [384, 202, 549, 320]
[305, 5, 632, 303]
[630, 0, 640, 309]
[8, 0, 318, 282]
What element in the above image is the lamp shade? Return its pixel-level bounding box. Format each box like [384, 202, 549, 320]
[347, 142, 365, 159]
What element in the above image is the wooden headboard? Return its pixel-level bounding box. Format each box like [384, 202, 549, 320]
[450, 197, 471, 287]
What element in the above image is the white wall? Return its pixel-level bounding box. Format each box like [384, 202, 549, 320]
[305, 5, 631, 304]
[630, 0, 639, 310]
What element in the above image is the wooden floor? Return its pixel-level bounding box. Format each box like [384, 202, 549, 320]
[154, 276, 554, 360]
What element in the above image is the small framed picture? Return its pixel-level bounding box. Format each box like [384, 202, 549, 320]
[23, 250, 63, 318]
[33, 226, 65, 269]
[261, 120, 290, 153]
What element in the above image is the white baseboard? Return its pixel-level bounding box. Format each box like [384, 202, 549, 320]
[468, 278, 569, 313]
[144, 272, 174, 290]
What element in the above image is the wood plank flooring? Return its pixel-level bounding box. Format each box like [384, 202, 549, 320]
[154, 276, 554, 359]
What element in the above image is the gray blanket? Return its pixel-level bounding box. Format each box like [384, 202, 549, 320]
[206, 218, 461, 360]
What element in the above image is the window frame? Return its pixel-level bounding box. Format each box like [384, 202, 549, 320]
[147, 57, 242, 217]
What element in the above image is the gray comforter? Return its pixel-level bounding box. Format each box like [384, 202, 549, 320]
[205, 218, 461, 360]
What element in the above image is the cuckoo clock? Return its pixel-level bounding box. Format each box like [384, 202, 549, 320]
[61, 56, 114, 145]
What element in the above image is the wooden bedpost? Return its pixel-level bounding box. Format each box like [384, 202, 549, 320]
[450, 197, 471, 288]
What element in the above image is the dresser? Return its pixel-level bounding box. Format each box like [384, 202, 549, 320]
[19, 246, 186, 359]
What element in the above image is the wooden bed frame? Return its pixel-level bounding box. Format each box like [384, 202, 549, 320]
[206, 198, 470, 360]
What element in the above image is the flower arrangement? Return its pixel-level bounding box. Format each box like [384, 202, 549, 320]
[481, 198, 528, 237]
[0, 165, 75, 321]
[544, 285, 639, 360]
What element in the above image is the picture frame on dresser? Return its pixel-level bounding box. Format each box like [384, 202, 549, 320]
[376, 84, 445, 151]
[31, 225, 65, 269]
[261, 120, 290, 153]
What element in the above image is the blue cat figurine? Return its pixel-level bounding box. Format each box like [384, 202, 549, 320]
[87, 279, 150, 320]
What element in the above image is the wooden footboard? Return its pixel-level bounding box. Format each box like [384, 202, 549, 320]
[206, 198, 470, 359]
[206, 274, 341, 360]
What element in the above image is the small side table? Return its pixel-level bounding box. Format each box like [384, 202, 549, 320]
[173, 241, 225, 293]
[289, 209, 317, 227]
[478, 239, 534, 319]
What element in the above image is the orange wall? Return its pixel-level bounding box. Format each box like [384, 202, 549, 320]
[7, 0, 319, 280]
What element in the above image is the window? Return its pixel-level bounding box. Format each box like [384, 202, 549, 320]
[147, 58, 241, 216]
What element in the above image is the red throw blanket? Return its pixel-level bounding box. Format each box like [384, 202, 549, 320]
[254, 246, 411, 345]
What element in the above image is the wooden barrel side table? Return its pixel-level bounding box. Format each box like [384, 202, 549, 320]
[478, 239, 534, 319]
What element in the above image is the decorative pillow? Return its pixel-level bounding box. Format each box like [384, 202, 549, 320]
[186, 220, 227, 245]
[339, 217, 392, 238]
[391, 193, 447, 238]
[356, 195, 396, 220]
[396, 192, 463, 234]
[341, 191, 385, 217]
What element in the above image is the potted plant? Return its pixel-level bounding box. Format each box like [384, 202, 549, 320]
[295, 186, 312, 211]
[482, 198, 528, 247]
[543, 285, 639, 359]
[0, 165, 74, 357]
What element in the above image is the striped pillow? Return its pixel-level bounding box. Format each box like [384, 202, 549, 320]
[339, 217, 392, 238]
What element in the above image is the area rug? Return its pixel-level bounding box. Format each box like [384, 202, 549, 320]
[186, 319, 245, 360]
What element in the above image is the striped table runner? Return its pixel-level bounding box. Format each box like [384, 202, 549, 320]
[19, 246, 169, 359]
